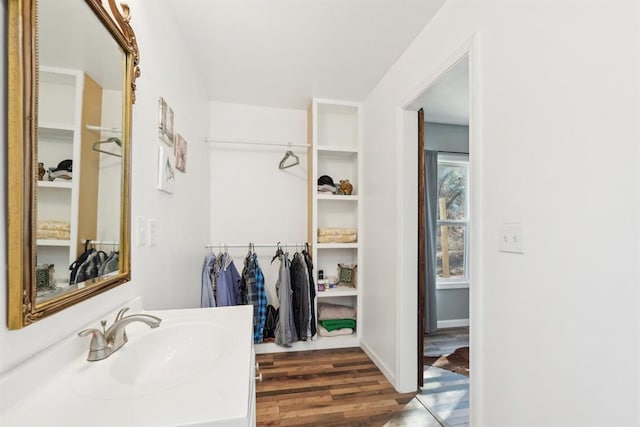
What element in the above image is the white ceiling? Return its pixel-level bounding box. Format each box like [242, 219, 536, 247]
[409, 56, 469, 125]
[168, 0, 446, 109]
[39, 0, 124, 90]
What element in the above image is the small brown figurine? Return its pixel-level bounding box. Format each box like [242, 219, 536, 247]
[37, 162, 46, 181]
[339, 179, 353, 195]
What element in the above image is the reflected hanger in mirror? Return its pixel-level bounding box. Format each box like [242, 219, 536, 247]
[93, 137, 122, 158]
[279, 149, 299, 169]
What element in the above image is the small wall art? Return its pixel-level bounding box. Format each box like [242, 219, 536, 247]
[158, 97, 174, 146]
[174, 133, 187, 173]
[157, 145, 175, 193]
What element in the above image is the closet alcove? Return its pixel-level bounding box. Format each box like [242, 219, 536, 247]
[205, 98, 362, 354]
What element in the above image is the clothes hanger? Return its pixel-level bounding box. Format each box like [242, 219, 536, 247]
[271, 242, 283, 264]
[92, 137, 122, 158]
[278, 143, 299, 169]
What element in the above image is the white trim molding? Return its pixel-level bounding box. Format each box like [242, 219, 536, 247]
[360, 339, 398, 390]
[437, 318, 470, 329]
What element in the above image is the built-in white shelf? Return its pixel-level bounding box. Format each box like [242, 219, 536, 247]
[317, 288, 358, 298]
[317, 145, 358, 157]
[39, 123, 75, 140]
[316, 194, 358, 201]
[37, 239, 72, 247]
[255, 334, 358, 354]
[38, 181, 73, 189]
[317, 243, 358, 249]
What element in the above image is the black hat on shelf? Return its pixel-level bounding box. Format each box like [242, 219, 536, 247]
[317, 175, 335, 187]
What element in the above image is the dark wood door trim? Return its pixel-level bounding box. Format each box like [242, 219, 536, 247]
[417, 109, 426, 388]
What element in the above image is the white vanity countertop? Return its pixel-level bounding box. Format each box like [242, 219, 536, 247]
[0, 304, 254, 427]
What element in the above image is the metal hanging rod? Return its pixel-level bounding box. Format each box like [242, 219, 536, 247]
[205, 136, 309, 149]
[85, 240, 119, 245]
[205, 242, 309, 249]
[86, 124, 122, 134]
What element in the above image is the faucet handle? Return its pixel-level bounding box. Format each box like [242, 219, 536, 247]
[78, 328, 107, 351]
[115, 307, 130, 322]
[78, 328, 111, 362]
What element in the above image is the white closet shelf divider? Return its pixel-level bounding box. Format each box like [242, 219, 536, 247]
[38, 181, 73, 189]
[316, 194, 358, 201]
[37, 239, 72, 247]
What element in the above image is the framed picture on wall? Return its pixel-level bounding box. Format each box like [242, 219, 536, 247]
[158, 97, 174, 146]
[157, 145, 175, 193]
[174, 133, 187, 173]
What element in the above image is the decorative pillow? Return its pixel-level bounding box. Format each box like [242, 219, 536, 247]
[337, 264, 357, 288]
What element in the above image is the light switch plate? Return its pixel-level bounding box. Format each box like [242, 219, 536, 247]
[148, 218, 157, 247]
[136, 216, 147, 247]
[499, 223, 525, 253]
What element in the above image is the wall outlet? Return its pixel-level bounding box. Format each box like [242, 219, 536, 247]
[499, 223, 525, 254]
[148, 218, 157, 247]
[136, 216, 147, 247]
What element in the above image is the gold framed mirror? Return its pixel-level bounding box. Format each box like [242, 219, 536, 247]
[7, 0, 140, 329]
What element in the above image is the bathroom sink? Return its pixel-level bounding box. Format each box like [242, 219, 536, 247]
[0, 302, 255, 426]
[71, 320, 237, 399]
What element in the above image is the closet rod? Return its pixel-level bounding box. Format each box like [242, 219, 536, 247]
[205, 242, 308, 249]
[85, 240, 119, 245]
[86, 124, 122, 134]
[205, 136, 309, 149]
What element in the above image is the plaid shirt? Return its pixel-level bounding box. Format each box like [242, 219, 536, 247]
[243, 253, 267, 343]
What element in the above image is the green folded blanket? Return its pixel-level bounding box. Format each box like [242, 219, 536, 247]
[319, 319, 356, 332]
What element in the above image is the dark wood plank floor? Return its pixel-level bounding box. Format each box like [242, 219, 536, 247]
[256, 347, 442, 426]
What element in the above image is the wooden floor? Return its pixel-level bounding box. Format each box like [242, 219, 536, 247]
[256, 347, 442, 426]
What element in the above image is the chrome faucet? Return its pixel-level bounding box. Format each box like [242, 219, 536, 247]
[78, 307, 161, 361]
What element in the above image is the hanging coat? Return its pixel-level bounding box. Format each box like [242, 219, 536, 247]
[275, 252, 298, 346]
[201, 252, 217, 308]
[303, 249, 317, 338]
[216, 253, 241, 307]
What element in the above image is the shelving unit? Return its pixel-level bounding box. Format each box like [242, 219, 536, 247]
[309, 98, 362, 349]
[36, 67, 84, 283]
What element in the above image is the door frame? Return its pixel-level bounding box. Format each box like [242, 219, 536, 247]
[395, 34, 480, 402]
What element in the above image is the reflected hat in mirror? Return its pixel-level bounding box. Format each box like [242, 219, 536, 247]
[51, 159, 73, 172]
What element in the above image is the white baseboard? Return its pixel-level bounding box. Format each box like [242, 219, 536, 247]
[437, 318, 469, 329]
[360, 338, 397, 389]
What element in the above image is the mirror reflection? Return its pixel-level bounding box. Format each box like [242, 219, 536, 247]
[35, 0, 125, 303]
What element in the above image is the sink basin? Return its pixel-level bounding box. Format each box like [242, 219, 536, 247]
[1, 303, 255, 426]
[71, 319, 237, 399]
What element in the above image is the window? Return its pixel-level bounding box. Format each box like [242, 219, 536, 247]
[436, 154, 469, 285]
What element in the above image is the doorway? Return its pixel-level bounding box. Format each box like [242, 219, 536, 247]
[414, 54, 471, 426]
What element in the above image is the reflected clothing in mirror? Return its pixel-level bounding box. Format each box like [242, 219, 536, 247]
[70, 247, 119, 285]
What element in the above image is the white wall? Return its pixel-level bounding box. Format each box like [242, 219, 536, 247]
[0, 0, 210, 375]
[425, 122, 468, 153]
[208, 101, 307, 304]
[96, 89, 123, 241]
[127, 0, 210, 310]
[362, 1, 639, 426]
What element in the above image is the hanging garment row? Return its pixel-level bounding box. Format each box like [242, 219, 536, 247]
[201, 243, 316, 346]
[69, 240, 119, 285]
